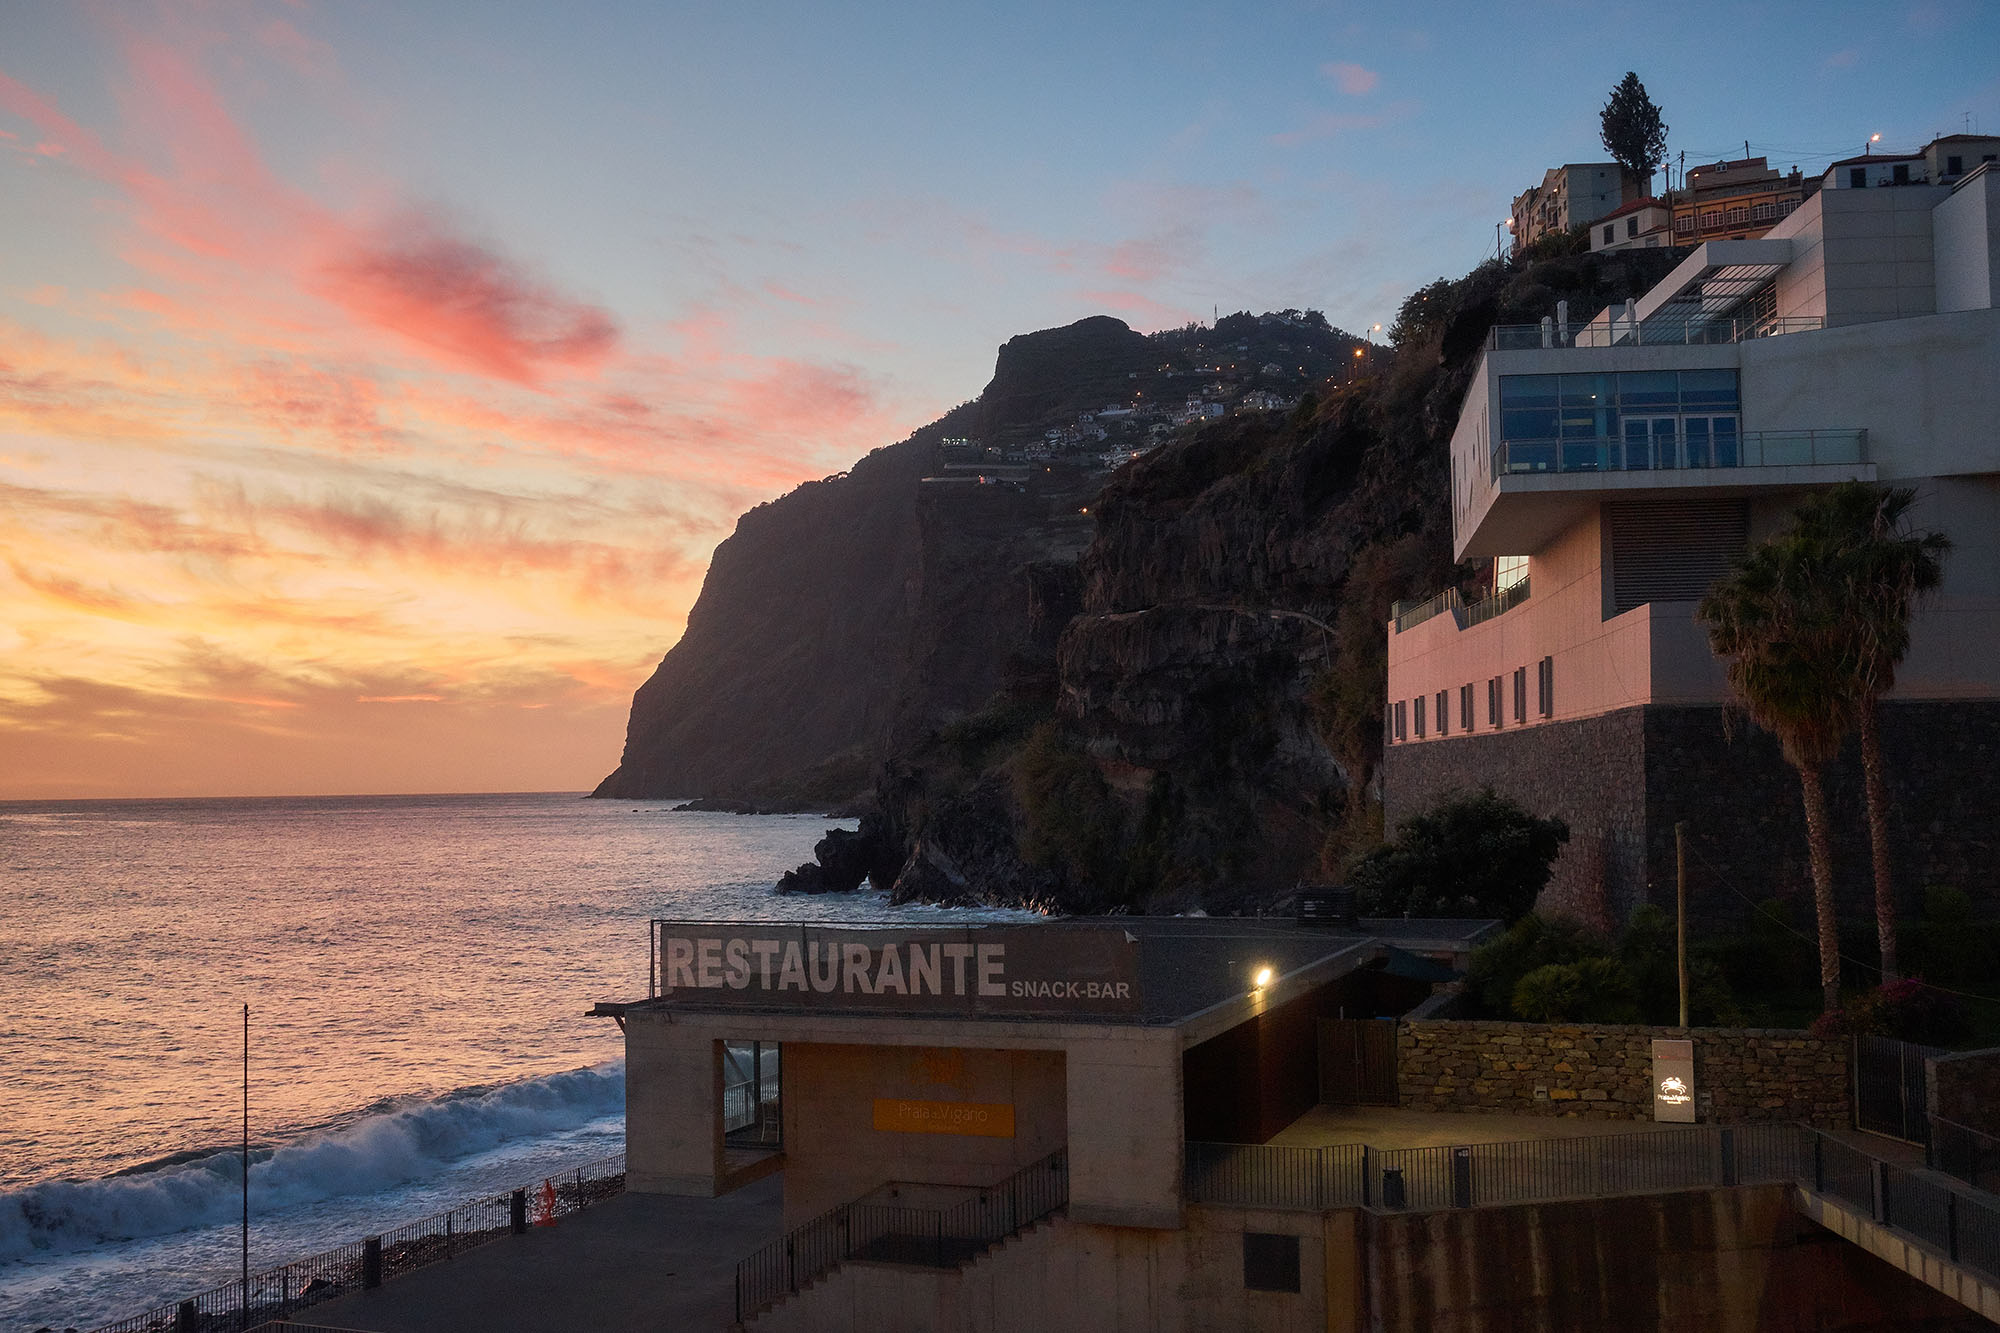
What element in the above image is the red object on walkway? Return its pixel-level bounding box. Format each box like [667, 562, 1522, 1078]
[534, 1177, 557, 1226]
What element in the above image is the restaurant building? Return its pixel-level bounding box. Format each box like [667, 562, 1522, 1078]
[592, 916, 1486, 1328]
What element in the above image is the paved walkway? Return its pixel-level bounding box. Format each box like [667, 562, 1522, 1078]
[1270, 1105, 1682, 1149]
[306, 1174, 781, 1333]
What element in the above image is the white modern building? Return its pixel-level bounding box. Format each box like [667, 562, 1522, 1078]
[1385, 163, 2000, 923]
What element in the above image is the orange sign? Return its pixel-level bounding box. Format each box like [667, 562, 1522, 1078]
[872, 1098, 1016, 1138]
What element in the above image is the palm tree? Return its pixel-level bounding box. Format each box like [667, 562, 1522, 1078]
[1698, 537, 1860, 1014]
[1785, 483, 1950, 980]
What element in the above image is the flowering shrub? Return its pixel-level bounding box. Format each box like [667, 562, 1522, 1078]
[1809, 976, 1967, 1044]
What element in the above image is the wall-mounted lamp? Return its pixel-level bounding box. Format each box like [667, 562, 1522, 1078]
[1253, 966, 1275, 989]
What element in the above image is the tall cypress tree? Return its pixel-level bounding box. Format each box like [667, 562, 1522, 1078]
[1600, 73, 1669, 195]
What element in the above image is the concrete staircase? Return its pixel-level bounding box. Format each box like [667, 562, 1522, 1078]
[745, 1213, 1071, 1333]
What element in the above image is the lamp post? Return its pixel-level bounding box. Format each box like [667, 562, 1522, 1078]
[1496, 218, 1513, 261]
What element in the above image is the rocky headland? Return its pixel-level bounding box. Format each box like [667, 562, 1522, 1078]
[597, 244, 1687, 913]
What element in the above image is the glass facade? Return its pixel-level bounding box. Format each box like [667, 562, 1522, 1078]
[1498, 369, 1741, 473]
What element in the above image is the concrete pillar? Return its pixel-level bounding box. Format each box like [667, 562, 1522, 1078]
[1064, 1029, 1182, 1228]
[625, 1012, 724, 1195]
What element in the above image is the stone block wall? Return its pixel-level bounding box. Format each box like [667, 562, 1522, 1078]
[1381, 699, 2000, 931]
[1382, 707, 1648, 927]
[1397, 1021, 1848, 1124]
[1928, 1046, 2000, 1135]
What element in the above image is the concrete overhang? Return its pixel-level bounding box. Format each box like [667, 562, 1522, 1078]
[1633, 238, 1794, 326]
[1455, 461, 1879, 560]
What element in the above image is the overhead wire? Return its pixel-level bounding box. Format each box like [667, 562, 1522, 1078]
[1683, 838, 2000, 1009]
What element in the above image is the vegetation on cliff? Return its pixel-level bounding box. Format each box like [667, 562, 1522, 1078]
[613, 243, 1688, 913]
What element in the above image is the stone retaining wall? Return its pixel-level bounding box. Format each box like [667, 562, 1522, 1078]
[1397, 1020, 1849, 1124]
[1929, 1046, 2000, 1135]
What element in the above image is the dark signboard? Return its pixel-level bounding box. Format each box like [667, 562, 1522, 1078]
[650, 923, 1142, 1017]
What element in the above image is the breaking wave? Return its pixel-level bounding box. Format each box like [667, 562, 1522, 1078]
[0, 1062, 623, 1264]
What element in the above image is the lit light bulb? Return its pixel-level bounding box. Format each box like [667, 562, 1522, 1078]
[1253, 966, 1275, 989]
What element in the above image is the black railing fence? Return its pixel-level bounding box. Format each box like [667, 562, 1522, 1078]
[1929, 1117, 2000, 1193]
[1187, 1125, 1801, 1214]
[1806, 1128, 2000, 1279]
[1188, 1126, 2000, 1288]
[735, 1148, 1068, 1323]
[88, 1154, 625, 1333]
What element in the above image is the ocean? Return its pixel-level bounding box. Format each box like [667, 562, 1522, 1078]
[0, 792, 1024, 1331]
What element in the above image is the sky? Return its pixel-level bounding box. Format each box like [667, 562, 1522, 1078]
[2, 1, 1996, 799]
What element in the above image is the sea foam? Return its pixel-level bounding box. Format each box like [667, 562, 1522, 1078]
[0, 1062, 623, 1264]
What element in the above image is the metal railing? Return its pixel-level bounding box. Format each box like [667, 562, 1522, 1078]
[1462, 577, 1530, 628]
[1929, 1117, 2000, 1194]
[1487, 315, 1823, 350]
[1491, 428, 1866, 479]
[1390, 588, 1461, 633]
[1187, 1124, 1801, 1214]
[1186, 1126, 2000, 1288]
[735, 1148, 1068, 1322]
[1805, 1129, 2000, 1280]
[88, 1153, 626, 1333]
[1391, 578, 1528, 636]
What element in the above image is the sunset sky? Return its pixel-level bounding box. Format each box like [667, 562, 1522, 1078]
[3, 1, 1995, 798]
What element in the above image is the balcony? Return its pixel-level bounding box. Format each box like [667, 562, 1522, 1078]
[1391, 576, 1529, 635]
[1488, 314, 1823, 351]
[1491, 428, 1866, 481]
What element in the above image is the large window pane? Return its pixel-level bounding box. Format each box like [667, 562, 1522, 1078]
[1502, 408, 1558, 440]
[1677, 368, 1739, 410]
[1617, 370, 1677, 409]
[1500, 375, 1559, 409]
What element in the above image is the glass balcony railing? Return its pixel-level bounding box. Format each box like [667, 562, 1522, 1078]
[1488, 315, 1823, 350]
[1491, 428, 1866, 479]
[1391, 577, 1528, 634]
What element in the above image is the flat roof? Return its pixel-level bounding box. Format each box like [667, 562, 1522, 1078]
[594, 916, 1497, 1031]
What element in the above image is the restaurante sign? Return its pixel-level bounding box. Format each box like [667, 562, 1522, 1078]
[649, 923, 1143, 1016]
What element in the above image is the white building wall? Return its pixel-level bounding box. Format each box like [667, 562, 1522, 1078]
[1934, 171, 2000, 313]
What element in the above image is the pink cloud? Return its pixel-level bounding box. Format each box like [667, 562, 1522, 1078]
[1320, 61, 1380, 95]
[320, 221, 620, 386]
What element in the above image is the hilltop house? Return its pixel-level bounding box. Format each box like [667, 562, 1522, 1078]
[1384, 161, 2000, 925]
[1511, 162, 1637, 250]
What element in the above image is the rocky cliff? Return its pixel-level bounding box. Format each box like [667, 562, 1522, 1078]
[594, 317, 1148, 806]
[603, 247, 1688, 910]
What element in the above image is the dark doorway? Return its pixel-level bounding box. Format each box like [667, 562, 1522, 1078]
[1319, 1019, 1399, 1106]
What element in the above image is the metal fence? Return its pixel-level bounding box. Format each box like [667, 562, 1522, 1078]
[1187, 1126, 2000, 1288]
[1189, 1125, 1802, 1215]
[1929, 1117, 2000, 1193]
[88, 1154, 626, 1333]
[1804, 1128, 2000, 1280]
[735, 1148, 1067, 1323]
[1487, 315, 1823, 350]
[1491, 428, 1866, 479]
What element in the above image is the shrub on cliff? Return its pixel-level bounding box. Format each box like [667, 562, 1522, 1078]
[1012, 722, 1124, 907]
[1348, 788, 1568, 923]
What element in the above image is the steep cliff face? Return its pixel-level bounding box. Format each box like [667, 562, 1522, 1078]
[594, 317, 1145, 805]
[604, 246, 1689, 912]
[592, 430, 941, 803]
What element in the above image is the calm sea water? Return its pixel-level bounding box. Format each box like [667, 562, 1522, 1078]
[0, 793, 1022, 1330]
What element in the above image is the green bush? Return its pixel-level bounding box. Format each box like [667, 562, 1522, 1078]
[1012, 723, 1123, 903]
[1512, 957, 1639, 1024]
[1466, 912, 1608, 1014]
[1348, 788, 1568, 923]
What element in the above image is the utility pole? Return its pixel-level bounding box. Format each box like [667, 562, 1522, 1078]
[242, 1003, 250, 1312]
[1675, 824, 1689, 1028]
